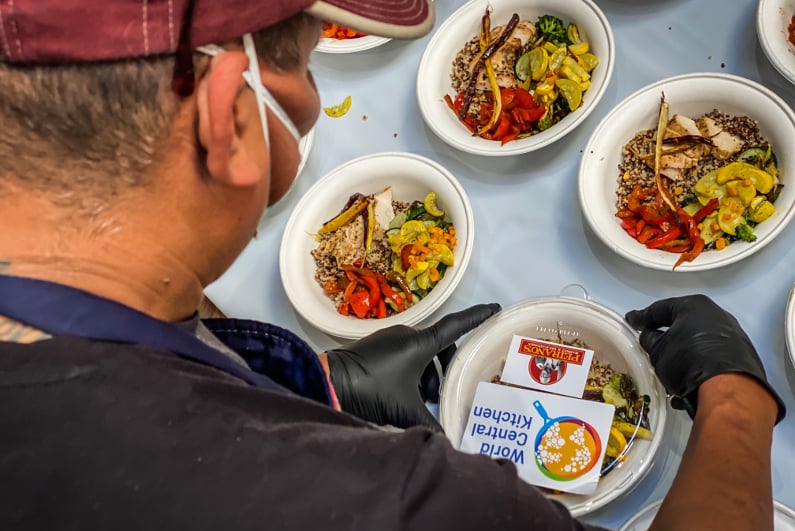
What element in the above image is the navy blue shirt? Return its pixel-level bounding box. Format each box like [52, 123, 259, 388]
[0, 277, 606, 531]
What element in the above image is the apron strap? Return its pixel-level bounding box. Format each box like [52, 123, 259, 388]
[0, 275, 287, 393]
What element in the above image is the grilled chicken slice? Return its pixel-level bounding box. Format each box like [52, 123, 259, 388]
[657, 115, 704, 180]
[696, 116, 744, 160]
[472, 20, 537, 91]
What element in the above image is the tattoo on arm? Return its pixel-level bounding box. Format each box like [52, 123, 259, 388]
[0, 318, 52, 343]
[0, 260, 10, 274]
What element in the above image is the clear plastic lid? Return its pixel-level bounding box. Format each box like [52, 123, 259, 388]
[439, 292, 667, 517]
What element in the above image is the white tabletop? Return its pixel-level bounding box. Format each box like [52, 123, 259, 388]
[205, 0, 795, 527]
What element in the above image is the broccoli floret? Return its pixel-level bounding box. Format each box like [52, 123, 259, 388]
[736, 222, 757, 242]
[536, 14, 568, 45]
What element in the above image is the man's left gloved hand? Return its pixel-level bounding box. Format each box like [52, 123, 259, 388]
[326, 303, 501, 432]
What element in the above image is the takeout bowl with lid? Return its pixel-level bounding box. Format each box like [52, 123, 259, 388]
[279, 152, 474, 339]
[578, 72, 795, 272]
[439, 293, 667, 517]
[416, 0, 614, 156]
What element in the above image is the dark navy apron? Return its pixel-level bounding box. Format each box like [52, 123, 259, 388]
[0, 275, 333, 406]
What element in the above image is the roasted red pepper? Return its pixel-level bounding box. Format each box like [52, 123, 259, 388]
[375, 272, 405, 312]
[636, 225, 662, 244]
[375, 298, 387, 319]
[646, 226, 683, 249]
[692, 198, 720, 223]
[349, 290, 372, 318]
[448, 87, 543, 144]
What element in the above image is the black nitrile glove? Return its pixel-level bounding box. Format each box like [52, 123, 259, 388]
[327, 303, 501, 432]
[625, 294, 785, 423]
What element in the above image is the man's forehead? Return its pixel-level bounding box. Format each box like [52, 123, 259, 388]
[0, 0, 434, 64]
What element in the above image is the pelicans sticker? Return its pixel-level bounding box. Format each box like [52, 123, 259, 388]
[500, 336, 595, 398]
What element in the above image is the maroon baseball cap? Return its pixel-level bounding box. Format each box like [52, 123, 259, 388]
[0, 0, 435, 63]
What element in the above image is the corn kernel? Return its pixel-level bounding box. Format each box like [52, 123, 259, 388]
[711, 222, 720, 231]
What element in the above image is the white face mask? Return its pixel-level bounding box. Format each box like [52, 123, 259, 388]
[197, 34, 302, 233]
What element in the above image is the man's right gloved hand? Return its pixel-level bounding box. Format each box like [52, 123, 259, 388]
[625, 294, 785, 423]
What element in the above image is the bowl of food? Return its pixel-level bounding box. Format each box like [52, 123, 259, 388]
[579, 72, 795, 271]
[279, 152, 474, 339]
[757, 0, 795, 85]
[315, 21, 390, 54]
[440, 294, 667, 517]
[416, 0, 614, 156]
[619, 499, 795, 530]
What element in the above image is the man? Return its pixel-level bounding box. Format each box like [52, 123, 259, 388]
[0, 1, 785, 530]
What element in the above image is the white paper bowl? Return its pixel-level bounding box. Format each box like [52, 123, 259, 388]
[439, 295, 667, 517]
[757, 0, 795, 85]
[619, 499, 795, 530]
[296, 127, 314, 178]
[279, 152, 474, 339]
[579, 72, 795, 271]
[315, 34, 390, 54]
[416, 0, 614, 156]
[786, 283, 795, 368]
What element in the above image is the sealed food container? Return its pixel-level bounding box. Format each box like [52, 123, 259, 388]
[785, 282, 795, 369]
[440, 291, 667, 517]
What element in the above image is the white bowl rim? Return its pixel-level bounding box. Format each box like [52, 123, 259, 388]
[279, 151, 474, 338]
[757, 0, 795, 85]
[416, 0, 616, 157]
[578, 71, 795, 272]
[315, 34, 391, 54]
[786, 283, 795, 369]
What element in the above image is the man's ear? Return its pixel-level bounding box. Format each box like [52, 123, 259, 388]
[195, 50, 264, 188]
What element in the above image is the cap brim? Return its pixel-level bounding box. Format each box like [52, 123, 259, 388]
[305, 0, 435, 40]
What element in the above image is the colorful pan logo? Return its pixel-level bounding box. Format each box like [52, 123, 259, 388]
[532, 400, 602, 481]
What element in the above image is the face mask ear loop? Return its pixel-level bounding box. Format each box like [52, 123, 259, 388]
[242, 33, 272, 148]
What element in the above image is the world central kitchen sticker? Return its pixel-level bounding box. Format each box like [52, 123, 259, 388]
[500, 335, 595, 398]
[459, 382, 615, 494]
